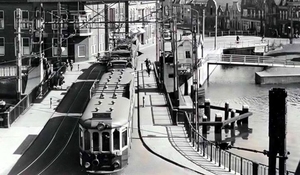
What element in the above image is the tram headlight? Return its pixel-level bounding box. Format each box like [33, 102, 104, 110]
[92, 159, 100, 166]
[84, 162, 91, 168]
[112, 160, 120, 169]
[97, 123, 106, 131]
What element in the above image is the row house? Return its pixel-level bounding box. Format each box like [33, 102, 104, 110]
[0, 0, 106, 66]
[241, 0, 300, 38]
[129, 2, 156, 45]
[230, 1, 242, 30]
[241, 0, 265, 34]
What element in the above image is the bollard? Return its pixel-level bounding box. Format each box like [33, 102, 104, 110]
[202, 115, 208, 138]
[214, 113, 223, 142]
[204, 99, 211, 121]
[241, 105, 249, 125]
[230, 110, 236, 145]
[204, 99, 211, 131]
[50, 98, 52, 109]
[224, 102, 229, 134]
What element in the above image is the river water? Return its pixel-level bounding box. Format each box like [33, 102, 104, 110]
[203, 65, 300, 172]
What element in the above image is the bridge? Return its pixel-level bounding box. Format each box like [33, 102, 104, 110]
[204, 54, 300, 68]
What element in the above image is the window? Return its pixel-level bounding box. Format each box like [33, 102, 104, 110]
[79, 128, 83, 148]
[122, 128, 127, 148]
[78, 45, 86, 57]
[21, 10, 29, 29]
[22, 38, 30, 55]
[0, 11, 3, 29]
[0, 37, 4, 55]
[52, 38, 68, 57]
[243, 9, 247, 17]
[14, 37, 31, 56]
[113, 129, 120, 150]
[92, 132, 100, 151]
[185, 51, 191, 58]
[84, 130, 90, 151]
[102, 132, 110, 151]
[14, 10, 29, 29]
[51, 10, 68, 30]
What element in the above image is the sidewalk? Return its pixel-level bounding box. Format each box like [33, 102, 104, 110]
[138, 68, 235, 175]
[0, 62, 91, 175]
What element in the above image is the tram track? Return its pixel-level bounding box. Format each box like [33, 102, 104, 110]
[9, 64, 105, 175]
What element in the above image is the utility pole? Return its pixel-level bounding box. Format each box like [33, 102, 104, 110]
[161, 1, 166, 85]
[125, 1, 129, 34]
[57, 2, 62, 65]
[171, 2, 179, 115]
[39, 3, 44, 97]
[202, 8, 205, 58]
[104, 4, 109, 51]
[192, 14, 199, 148]
[16, 8, 22, 101]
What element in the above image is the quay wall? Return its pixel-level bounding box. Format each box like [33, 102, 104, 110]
[255, 67, 300, 84]
[255, 73, 300, 84]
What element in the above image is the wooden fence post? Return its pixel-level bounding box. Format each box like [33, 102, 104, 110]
[204, 99, 211, 131]
[224, 102, 229, 134]
[214, 113, 223, 143]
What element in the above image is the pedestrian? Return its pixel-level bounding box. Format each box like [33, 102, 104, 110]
[236, 35, 240, 43]
[146, 64, 151, 77]
[142, 96, 145, 107]
[144, 58, 150, 69]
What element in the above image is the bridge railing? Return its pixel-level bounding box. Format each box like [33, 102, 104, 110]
[220, 54, 300, 67]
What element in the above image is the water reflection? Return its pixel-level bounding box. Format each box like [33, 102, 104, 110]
[204, 65, 300, 172]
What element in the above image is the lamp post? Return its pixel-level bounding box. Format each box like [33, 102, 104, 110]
[212, 0, 217, 50]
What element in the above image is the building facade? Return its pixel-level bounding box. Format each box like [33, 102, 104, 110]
[0, 0, 106, 66]
[230, 1, 242, 30]
[129, 2, 156, 45]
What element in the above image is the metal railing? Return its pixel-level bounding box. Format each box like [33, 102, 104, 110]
[0, 65, 65, 128]
[204, 54, 300, 67]
[152, 61, 295, 175]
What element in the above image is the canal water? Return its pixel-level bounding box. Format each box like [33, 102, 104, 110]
[203, 65, 300, 172]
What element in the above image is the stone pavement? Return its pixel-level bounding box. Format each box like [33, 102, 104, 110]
[0, 61, 92, 175]
[137, 55, 235, 174]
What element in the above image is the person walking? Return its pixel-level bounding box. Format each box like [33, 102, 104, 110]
[144, 58, 150, 69]
[146, 65, 151, 77]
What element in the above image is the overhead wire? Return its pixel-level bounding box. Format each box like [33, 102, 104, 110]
[0, 2, 117, 66]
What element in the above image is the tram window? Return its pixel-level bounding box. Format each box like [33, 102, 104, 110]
[113, 129, 120, 150]
[102, 132, 110, 151]
[122, 129, 128, 147]
[92, 132, 99, 151]
[79, 128, 83, 148]
[84, 130, 90, 151]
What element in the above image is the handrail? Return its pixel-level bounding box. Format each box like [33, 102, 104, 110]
[152, 61, 295, 175]
[205, 54, 300, 67]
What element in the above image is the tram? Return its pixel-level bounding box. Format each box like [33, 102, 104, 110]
[78, 58, 135, 173]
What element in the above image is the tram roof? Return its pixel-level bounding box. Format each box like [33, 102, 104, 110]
[99, 68, 134, 85]
[80, 67, 134, 128]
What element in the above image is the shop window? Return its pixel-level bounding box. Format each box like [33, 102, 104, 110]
[78, 45, 86, 57]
